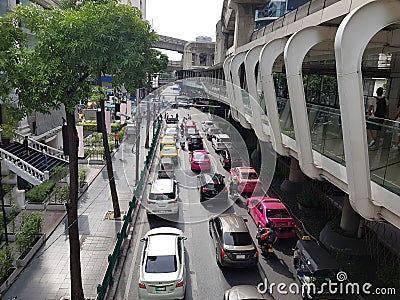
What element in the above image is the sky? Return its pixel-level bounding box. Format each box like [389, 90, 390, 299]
[146, 0, 224, 61]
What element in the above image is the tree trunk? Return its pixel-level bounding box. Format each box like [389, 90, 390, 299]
[66, 112, 84, 300]
[100, 98, 121, 218]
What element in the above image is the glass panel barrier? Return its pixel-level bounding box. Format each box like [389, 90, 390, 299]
[242, 92, 253, 117]
[307, 104, 345, 164]
[277, 97, 295, 139]
[367, 118, 400, 195]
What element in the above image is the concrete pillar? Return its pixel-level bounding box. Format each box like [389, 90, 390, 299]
[15, 189, 26, 209]
[340, 195, 361, 237]
[387, 52, 400, 114]
[230, 1, 261, 49]
[280, 158, 306, 194]
[17, 116, 31, 136]
[215, 20, 227, 65]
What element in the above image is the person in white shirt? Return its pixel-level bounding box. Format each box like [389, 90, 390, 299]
[366, 87, 389, 148]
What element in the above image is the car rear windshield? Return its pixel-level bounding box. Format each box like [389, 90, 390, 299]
[163, 137, 175, 143]
[193, 153, 207, 160]
[149, 191, 176, 200]
[218, 138, 231, 143]
[187, 128, 196, 134]
[145, 255, 177, 273]
[241, 172, 258, 180]
[162, 148, 176, 154]
[267, 209, 290, 218]
[223, 232, 252, 246]
[209, 128, 220, 133]
[191, 137, 202, 142]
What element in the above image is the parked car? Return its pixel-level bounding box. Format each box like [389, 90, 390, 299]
[160, 145, 178, 164]
[146, 179, 179, 216]
[209, 214, 258, 268]
[138, 227, 186, 299]
[206, 127, 222, 141]
[231, 167, 262, 194]
[246, 196, 296, 238]
[201, 120, 214, 132]
[219, 148, 243, 169]
[160, 135, 176, 150]
[187, 134, 204, 151]
[178, 101, 191, 108]
[197, 173, 228, 202]
[166, 116, 179, 124]
[212, 133, 232, 152]
[189, 150, 211, 171]
[165, 127, 179, 138]
[224, 285, 274, 300]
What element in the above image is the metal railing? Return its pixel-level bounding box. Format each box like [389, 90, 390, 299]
[96, 119, 162, 300]
[14, 132, 68, 161]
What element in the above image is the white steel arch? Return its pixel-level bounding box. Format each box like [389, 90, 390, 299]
[223, 56, 239, 122]
[230, 52, 252, 129]
[244, 45, 269, 142]
[284, 26, 336, 179]
[335, 0, 400, 224]
[259, 38, 289, 156]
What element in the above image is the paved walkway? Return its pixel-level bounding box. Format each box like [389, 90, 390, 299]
[3, 123, 149, 300]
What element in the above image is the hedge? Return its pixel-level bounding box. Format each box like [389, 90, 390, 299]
[26, 180, 56, 203]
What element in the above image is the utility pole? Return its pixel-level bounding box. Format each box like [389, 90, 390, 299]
[145, 99, 151, 149]
[135, 89, 140, 186]
[0, 129, 8, 244]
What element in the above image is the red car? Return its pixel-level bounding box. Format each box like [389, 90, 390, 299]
[189, 150, 211, 171]
[246, 196, 296, 238]
[230, 167, 262, 194]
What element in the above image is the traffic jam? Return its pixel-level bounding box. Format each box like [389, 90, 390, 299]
[133, 103, 342, 300]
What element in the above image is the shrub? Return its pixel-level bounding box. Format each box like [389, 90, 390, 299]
[51, 166, 69, 182]
[0, 245, 14, 279]
[26, 180, 56, 203]
[78, 168, 87, 187]
[16, 211, 43, 255]
[51, 185, 70, 204]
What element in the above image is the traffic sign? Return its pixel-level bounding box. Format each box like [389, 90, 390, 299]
[172, 87, 181, 91]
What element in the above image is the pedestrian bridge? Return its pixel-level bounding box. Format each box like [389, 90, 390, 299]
[154, 35, 187, 53]
[177, 0, 400, 230]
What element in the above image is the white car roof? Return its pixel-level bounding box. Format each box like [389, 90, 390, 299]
[147, 234, 177, 256]
[150, 179, 174, 194]
[214, 133, 230, 139]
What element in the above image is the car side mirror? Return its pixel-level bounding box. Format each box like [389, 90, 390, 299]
[140, 237, 146, 242]
[148, 182, 152, 185]
[243, 218, 248, 222]
[180, 236, 188, 241]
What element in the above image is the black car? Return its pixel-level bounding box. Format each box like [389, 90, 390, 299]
[206, 127, 222, 141]
[219, 149, 242, 169]
[209, 214, 258, 268]
[197, 173, 228, 202]
[187, 134, 203, 151]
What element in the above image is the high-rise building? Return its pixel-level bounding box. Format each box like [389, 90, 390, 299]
[120, 0, 146, 19]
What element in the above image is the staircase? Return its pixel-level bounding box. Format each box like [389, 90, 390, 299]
[1, 141, 69, 186]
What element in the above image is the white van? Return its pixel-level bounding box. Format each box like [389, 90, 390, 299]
[146, 179, 179, 215]
[212, 133, 232, 152]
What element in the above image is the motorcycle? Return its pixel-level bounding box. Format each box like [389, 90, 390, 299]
[256, 225, 277, 259]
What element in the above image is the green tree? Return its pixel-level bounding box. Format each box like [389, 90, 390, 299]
[10, 2, 167, 298]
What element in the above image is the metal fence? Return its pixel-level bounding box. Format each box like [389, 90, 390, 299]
[96, 120, 162, 300]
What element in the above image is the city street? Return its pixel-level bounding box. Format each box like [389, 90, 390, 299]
[111, 108, 301, 300]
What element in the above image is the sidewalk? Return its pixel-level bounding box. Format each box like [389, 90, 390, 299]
[3, 124, 149, 300]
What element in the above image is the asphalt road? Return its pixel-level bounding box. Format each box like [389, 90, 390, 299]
[111, 107, 301, 300]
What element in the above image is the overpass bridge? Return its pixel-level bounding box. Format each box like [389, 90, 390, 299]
[154, 35, 187, 53]
[179, 0, 400, 234]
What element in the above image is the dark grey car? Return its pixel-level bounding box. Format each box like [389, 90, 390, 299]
[209, 214, 258, 268]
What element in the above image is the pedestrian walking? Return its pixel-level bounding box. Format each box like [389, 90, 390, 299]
[42, 148, 48, 167]
[23, 136, 30, 155]
[366, 87, 389, 149]
[114, 132, 119, 148]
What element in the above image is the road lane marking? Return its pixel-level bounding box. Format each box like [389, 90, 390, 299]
[190, 271, 198, 292]
[124, 209, 145, 298]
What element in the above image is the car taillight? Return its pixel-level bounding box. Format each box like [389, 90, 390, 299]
[220, 247, 225, 259]
[176, 279, 184, 287]
[188, 142, 192, 144]
[254, 250, 259, 257]
[168, 199, 178, 203]
[224, 159, 229, 163]
[202, 188, 208, 193]
[139, 282, 146, 289]
[147, 200, 155, 204]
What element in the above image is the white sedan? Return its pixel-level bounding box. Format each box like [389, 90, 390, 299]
[138, 227, 187, 299]
[201, 120, 214, 132]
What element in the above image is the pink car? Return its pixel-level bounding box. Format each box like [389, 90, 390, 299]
[246, 196, 296, 239]
[190, 150, 211, 171]
[230, 167, 262, 194]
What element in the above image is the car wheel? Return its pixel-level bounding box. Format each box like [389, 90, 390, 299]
[200, 194, 204, 202]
